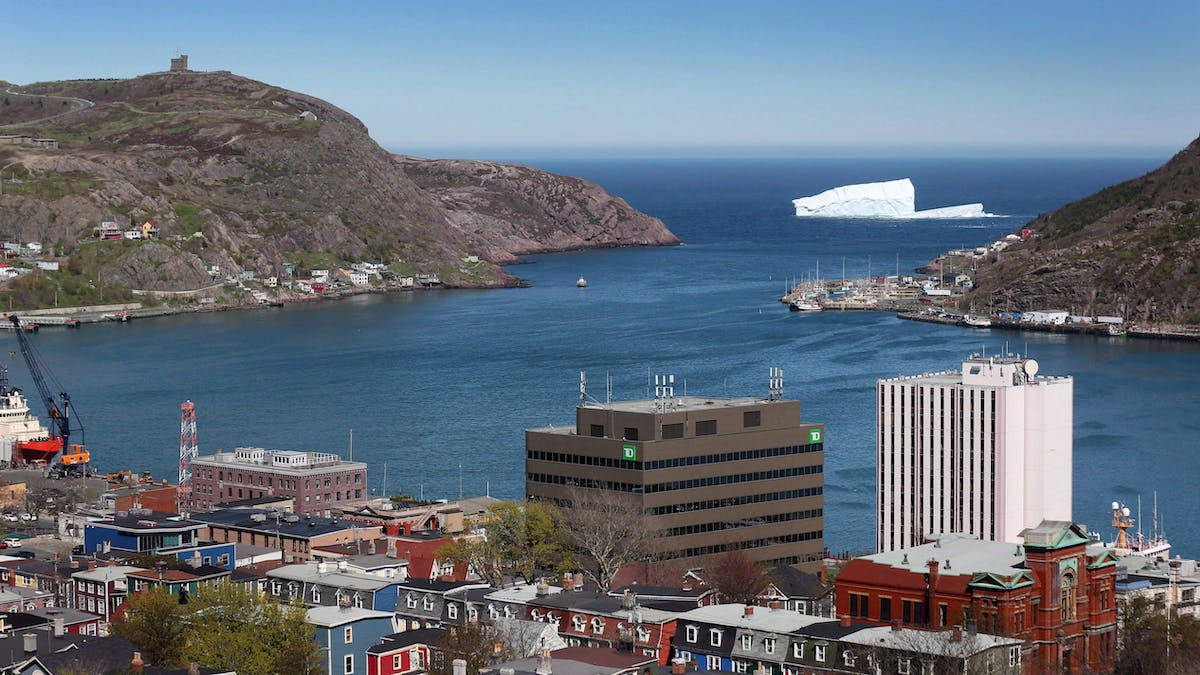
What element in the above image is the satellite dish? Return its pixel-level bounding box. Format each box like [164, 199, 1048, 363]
[1111, 501, 1120, 511]
[1122, 507, 1131, 517]
[1023, 359, 1039, 377]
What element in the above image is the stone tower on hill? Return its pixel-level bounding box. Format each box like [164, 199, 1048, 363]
[170, 54, 189, 72]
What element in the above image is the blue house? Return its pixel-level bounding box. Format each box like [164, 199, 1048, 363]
[307, 605, 396, 675]
[83, 512, 207, 556]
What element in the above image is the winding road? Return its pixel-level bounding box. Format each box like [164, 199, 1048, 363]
[1, 86, 94, 128]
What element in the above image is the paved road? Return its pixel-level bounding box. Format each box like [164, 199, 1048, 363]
[1, 86, 94, 128]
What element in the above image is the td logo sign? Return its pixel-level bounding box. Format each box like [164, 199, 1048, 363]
[809, 429, 822, 443]
[622, 445, 638, 461]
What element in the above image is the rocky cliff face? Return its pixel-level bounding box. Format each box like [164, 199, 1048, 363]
[969, 137, 1200, 324]
[0, 70, 678, 291]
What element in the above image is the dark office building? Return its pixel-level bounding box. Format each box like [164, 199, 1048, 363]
[525, 392, 825, 569]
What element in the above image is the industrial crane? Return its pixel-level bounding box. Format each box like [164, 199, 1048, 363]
[7, 315, 89, 475]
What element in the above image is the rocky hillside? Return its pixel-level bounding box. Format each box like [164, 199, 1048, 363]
[0, 68, 678, 295]
[969, 136, 1200, 324]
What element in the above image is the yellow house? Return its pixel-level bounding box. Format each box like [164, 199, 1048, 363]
[140, 221, 159, 240]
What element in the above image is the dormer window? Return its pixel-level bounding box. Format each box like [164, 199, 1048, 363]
[488, 603, 499, 619]
[573, 615, 586, 631]
[793, 642, 803, 659]
[763, 638, 775, 654]
[740, 635, 752, 650]
[685, 625, 698, 643]
[636, 626, 651, 642]
[407, 593, 418, 609]
[423, 596, 434, 611]
[709, 629, 721, 647]
[591, 617, 605, 634]
[531, 609, 543, 621]
[842, 650, 854, 666]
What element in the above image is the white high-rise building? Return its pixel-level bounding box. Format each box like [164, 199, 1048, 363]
[876, 355, 1072, 552]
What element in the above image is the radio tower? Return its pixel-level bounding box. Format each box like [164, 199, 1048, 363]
[178, 401, 198, 514]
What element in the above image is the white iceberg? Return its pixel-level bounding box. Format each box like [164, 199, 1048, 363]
[792, 178, 992, 218]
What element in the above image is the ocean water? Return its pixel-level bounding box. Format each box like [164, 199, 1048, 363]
[7, 156, 1198, 555]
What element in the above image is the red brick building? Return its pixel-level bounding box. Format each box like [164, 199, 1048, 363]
[190, 447, 367, 516]
[835, 521, 1117, 673]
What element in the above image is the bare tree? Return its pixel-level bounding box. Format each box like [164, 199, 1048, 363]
[558, 487, 656, 592]
[706, 548, 768, 604]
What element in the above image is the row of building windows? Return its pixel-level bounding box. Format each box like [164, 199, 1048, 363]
[645, 464, 823, 494]
[527, 464, 823, 495]
[648, 486, 823, 516]
[664, 529, 823, 559]
[663, 508, 823, 538]
[526, 442, 822, 473]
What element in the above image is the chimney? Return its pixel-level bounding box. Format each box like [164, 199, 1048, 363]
[453, 659, 468, 675]
[317, 561, 329, 575]
[53, 617, 64, 637]
[890, 619, 901, 632]
[839, 615, 851, 628]
[621, 589, 636, 610]
[131, 651, 145, 673]
[768, 600, 780, 611]
[22, 633, 36, 655]
[743, 606, 754, 617]
[338, 560, 348, 572]
[573, 572, 584, 590]
[535, 648, 552, 675]
[562, 571, 574, 592]
[368, 538, 377, 555]
[536, 578, 550, 597]
[671, 658, 687, 675]
[951, 626, 962, 642]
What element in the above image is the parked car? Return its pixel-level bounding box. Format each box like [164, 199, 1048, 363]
[3, 537, 21, 548]
[1, 513, 17, 522]
[18, 513, 34, 522]
[8, 550, 33, 559]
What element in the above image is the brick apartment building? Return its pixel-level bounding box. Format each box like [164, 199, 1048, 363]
[835, 521, 1118, 672]
[189, 447, 367, 516]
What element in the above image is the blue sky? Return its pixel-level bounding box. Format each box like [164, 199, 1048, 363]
[3, 1, 1196, 157]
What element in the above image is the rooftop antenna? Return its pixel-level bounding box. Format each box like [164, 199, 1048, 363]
[348, 427, 353, 462]
[1137, 495, 1143, 543]
[606, 371, 612, 406]
[580, 371, 587, 406]
[768, 367, 784, 401]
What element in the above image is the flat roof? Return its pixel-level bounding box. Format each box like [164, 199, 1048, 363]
[306, 605, 392, 627]
[675, 604, 831, 632]
[72, 565, 145, 582]
[581, 396, 793, 415]
[859, 534, 1026, 577]
[840, 626, 1021, 655]
[268, 562, 397, 591]
[189, 509, 377, 538]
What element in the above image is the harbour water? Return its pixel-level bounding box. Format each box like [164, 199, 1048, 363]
[6, 156, 1198, 554]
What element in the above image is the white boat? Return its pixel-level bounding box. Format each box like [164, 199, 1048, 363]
[576, 276, 587, 288]
[963, 315, 992, 328]
[1107, 497, 1171, 558]
[790, 299, 822, 312]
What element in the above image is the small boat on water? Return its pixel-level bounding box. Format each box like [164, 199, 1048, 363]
[576, 276, 587, 288]
[790, 299, 822, 312]
[102, 312, 132, 322]
[963, 315, 991, 328]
